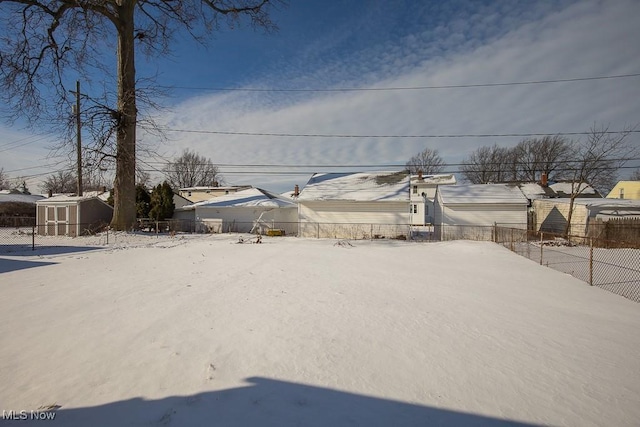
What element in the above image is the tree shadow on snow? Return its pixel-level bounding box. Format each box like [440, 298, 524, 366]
[8, 377, 541, 427]
[0, 257, 57, 274]
[0, 245, 102, 257]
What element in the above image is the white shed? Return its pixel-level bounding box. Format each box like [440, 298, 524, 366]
[174, 187, 298, 235]
[297, 171, 410, 239]
[434, 184, 528, 241]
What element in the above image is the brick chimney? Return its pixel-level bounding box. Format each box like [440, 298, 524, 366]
[541, 172, 548, 187]
[418, 170, 423, 180]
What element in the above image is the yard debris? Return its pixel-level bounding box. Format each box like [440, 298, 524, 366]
[334, 240, 354, 248]
[237, 235, 262, 244]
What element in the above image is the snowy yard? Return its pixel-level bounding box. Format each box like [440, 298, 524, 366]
[1, 234, 639, 426]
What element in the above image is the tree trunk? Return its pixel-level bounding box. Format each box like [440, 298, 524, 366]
[564, 195, 575, 238]
[111, 1, 137, 231]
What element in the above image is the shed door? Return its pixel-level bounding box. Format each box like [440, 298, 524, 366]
[45, 205, 70, 236]
[56, 206, 68, 236]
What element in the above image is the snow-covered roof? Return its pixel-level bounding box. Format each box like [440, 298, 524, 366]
[0, 190, 44, 204]
[517, 183, 555, 200]
[35, 194, 107, 204]
[179, 185, 252, 191]
[411, 174, 457, 186]
[297, 171, 410, 202]
[185, 188, 297, 209]
[438, 184, 529, 204]
[549, 182, 599, 197]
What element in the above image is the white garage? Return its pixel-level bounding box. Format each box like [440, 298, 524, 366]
[174, 187, 298, 235]
[297, 171, 410, 239]
[434, 184, 528, 241]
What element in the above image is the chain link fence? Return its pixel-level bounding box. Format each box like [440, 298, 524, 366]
[495, 227, 640, 303]
[2, 217, 638, 303]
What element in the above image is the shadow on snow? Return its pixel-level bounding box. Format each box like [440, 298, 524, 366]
[5, 377, 540, 427]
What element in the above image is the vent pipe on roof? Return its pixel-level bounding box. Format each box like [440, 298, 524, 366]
[294, 184, 299, 197]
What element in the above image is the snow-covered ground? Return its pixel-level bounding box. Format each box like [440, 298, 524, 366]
[1, 234, 639, 426]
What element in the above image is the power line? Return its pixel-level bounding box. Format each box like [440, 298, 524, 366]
[158, 72, 640, 93]
[160, 128, 640, 139]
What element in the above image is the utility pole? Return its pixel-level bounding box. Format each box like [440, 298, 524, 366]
[72, 80, 83, 196]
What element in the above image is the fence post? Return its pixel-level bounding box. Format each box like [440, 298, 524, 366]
[32, 224, 35, 251]
[510, 228, 514, 252]
[317, 223, 319, 239]
[540, 232, 543, 265]
[106, 227, 109, 245]
[589, 238, 594, 286]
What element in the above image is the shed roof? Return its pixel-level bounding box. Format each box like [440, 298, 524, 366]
[297, 171, 410, 202]
[438, 184, 528, 205]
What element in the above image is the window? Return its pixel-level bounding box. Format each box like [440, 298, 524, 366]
[620, 188, 625, 199]
[425, 205, 429, 215]
[412, 204, 418, 214]
[413, 185, 418, 194]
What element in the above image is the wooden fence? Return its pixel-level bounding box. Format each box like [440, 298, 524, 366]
[587, 218, 640, 247]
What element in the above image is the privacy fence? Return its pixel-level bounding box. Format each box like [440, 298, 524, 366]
[2, 217, 638, 303]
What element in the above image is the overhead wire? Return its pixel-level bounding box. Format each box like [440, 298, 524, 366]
[158, 72, 640, 92]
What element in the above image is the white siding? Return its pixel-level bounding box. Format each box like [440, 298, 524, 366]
[195, 206, 298, 235]
[441, 204, 527, 227]
[533, 199, 589, 235]
[298, 201, 410, 238]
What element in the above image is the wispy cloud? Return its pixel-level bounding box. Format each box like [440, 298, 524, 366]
[149, 0, 639, 191]
[2, 0, 639, 192]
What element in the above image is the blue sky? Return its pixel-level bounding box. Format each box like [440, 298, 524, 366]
[1, 0, 639, 193]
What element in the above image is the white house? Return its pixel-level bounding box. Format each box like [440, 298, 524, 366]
[434, 184, 529, 241]
[297, 171, 410, 239]
[409, 173, 456, 225]
[173, 187, 298, 235]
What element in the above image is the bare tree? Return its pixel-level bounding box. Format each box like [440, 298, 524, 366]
[630, 168, 640, 181]
[0, 0, 279, 230]
[513, 135, 572, 182]
[164, 149, 223, 189]
[461, 144, 515, 184]
[406, 148, 445, 175]
[41, 170, 77, 194]
[563, 125, 639, 236]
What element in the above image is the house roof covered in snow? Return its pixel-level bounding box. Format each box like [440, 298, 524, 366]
[411, 174, 457, 186]
[184, 187, 297, 209]
[179, 185, 252, 192]
[517, 183, 556, 200]
[297, 171, 410, 202]
[0, 190, 44, 204]
[549, 181, 600, 197]
[437, 184, 529, 205]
